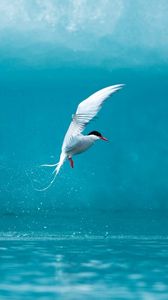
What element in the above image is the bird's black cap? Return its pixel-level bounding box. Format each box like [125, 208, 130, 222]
[88, 131, 102, 137]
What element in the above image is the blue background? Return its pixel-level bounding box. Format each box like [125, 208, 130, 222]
[0, 0, 168, 214]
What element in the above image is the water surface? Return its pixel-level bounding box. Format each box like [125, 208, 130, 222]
[0, 210, 168, 299]
[0, 235, 168, 300]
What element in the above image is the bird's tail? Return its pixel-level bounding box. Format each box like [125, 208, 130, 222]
[34, 152, 67, 191]
[54, 152, 67, 175]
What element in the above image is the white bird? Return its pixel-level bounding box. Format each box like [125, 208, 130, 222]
[37, 84, 124, 191]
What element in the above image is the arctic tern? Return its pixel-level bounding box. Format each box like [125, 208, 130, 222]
[37, 84, 124, 191]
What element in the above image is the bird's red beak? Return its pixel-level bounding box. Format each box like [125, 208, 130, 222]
[100, 136, 108, 141]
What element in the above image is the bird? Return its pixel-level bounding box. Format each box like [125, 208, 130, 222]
[36, 84, 124, 191]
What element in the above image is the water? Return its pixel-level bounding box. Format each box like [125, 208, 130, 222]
[0, 211, 168, 299]
[0, 236, 168, 300]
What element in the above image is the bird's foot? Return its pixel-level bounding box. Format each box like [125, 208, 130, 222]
[68, 157, 74, 168]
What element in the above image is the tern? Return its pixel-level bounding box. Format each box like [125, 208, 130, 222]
[37, 84, 124, 191]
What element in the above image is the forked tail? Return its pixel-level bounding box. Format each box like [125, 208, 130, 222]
[34, 152, 67, 191]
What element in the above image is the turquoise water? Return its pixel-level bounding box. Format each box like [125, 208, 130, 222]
[0, 212, 168, 299]
[1, 235, 168, 300]
[1, 1, 168, 299]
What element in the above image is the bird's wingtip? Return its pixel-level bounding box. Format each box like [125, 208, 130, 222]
[116, 83, 125, 88]
[110, 83, 125, 92]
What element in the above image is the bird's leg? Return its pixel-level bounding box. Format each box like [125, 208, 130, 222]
[68, 157, 74, 168]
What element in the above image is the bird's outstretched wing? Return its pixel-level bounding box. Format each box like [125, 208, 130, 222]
[62, 84, 124, 151]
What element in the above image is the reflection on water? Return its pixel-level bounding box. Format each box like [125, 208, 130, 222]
[0, 237, 168, 299]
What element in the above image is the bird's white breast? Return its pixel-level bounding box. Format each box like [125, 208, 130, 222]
[65, 135, 96, 156]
